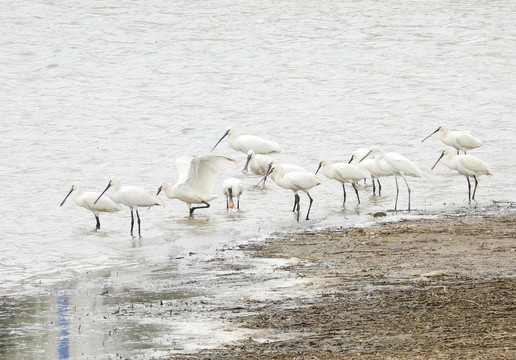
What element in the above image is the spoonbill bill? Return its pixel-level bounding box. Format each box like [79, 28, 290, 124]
[242, 149, 273, 176]
[211, 126, 281, 154]
[95, 177, 164, 238]
[262, 164, 321, 221]
[422, 124, 482, 154]
[157, 155, 237, 216]
[349, 148, 392, 196]
[431, 146, 492, 202]
[316, 159, 370, 205]
[222, 178, 244, 210]
[360, 146, 426, 211]
[60, 181, 123, 230]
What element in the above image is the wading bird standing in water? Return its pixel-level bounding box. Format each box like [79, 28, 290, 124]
[348, 148, 392, 196]
[60, 181, 122, 230]
[432, 146, 492, 202]
[360, 146, 426, 211]
[222, 177, 243, 210]
[422, 124, 482, 154]
[157, 155, 237, 216]
[260, 164, 321, 222]
[95, 177, 163, 238]
[211, 126, 281, 154]
[316, 159, 370, 206]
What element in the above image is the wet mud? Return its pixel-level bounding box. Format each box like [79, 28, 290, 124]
[167, 205, 516, 359]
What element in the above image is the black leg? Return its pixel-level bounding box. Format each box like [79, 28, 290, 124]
[226, 197, 229, 210]
[377, 179, 382, 196]
[292, 195, 298, 212]
[130, 210, 134, 237]
[294, 194, 300, 221]
[237, 197, 240, 210]
[305, 193, 314, 221]
[466, 177, 472, 202]
[190, 202, 210, 216]
[342, 184, 347, 206]
[472, 176, 478, 200]
[372, 179, 376, 196]
[352, 183, 360, 204]
[95, 215, 100, 230]
[136, 210, 141, 238]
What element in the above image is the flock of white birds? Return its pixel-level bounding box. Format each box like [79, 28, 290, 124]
[60, 124, 492, 237]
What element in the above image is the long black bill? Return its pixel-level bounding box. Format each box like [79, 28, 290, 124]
[60, 186, 74, 206]
[421, 127, 440, 143]
[347, 154, 355, 164]
[210, 130, 229, 152]
[242, 153, 252, 174]
[253, 163, 273, 190]
[227, 188, 234, 207]
[156, 186, 162, 196]
[315, 162, 322, 175]
[359, 150, 373, 163]
[94, 182, 111, 205]
[431, 151, 445, 170]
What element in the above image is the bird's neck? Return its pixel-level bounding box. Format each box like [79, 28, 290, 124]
[163, 184, 180, 199]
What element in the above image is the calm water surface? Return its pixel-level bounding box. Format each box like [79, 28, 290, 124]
[1, 0, 515, 358]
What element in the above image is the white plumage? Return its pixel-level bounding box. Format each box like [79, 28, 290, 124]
[316, 158, 370, 206]
[422, 124, 482, 153]
[242, 149, 273, 176]
[361, 146, 426, 211]
[264, 164, 321, 221]
[157, 155, 237, 216]
[432, 146, 492, 202]
[95, 177, 164, 237]
[349, 148, 392, 196]
[211, 126, 281, 154]
[60, 181, 123, 230]
[222, 177, 244, 210]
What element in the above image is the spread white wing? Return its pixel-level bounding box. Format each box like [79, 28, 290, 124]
[175, 156, 194, 184]
[187, 155, 237, 195]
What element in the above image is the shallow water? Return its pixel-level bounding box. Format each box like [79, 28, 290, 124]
[1, 0, 515, 358]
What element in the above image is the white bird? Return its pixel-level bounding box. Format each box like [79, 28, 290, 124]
[360, 146, 426, 211]
[211, 126, 281, 154]
[242, 149, 273, 176]
[256, 160, 306, 190]
[422, 124, 482, 154]
[262, 164, 321, 221]
[432, 146, 492, 202]
[349, 148, 392, 196]
[157, 155, 237, 216]
[60, 181, 123, 230]
[316, 159, 370, 206]
[95, 177, 164, 237]
[222, 178, 244, 210]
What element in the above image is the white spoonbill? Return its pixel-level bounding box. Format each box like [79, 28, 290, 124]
[349, 148, 392, 196]
[95, 177, 164, 238]
[222, 178, 244, 210]
[360, 146, 426, 211]
[242, 150, 273, 176]
[262, 164, 321, 221]
[211, 126, 281, 154]
[422, 124, 482, 154]
[315, 159, 370, 206]
[157, 155, 237, 216]
[431, 146, 492, 202]
[60, 181, 123, 230]
[256, 160, 306, 190]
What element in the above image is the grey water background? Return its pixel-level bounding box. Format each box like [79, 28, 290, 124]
[1, 0, 515, 358]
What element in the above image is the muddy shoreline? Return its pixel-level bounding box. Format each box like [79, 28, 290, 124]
[169, 205, 516, 359]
